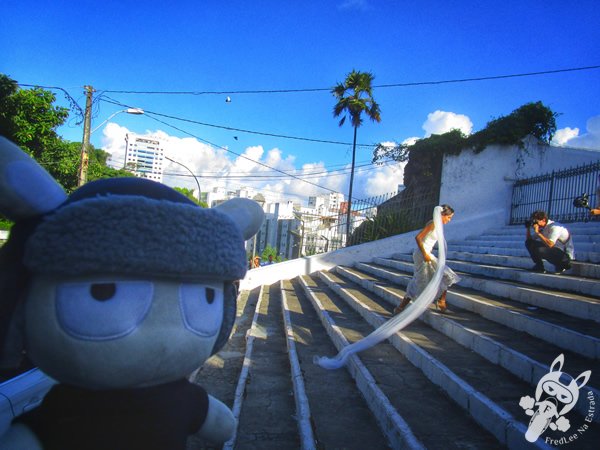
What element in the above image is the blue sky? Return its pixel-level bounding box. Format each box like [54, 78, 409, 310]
[2, 0, 599, 203]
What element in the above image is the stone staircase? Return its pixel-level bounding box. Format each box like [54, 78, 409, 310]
[187, 221, 600, 450]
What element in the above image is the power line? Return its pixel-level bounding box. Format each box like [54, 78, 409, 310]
[99, 97, 374, 148]
[98, 64, 600, 95]
[109, 154, 392, 179]
[17, 83, 85, 119]
[140, 111, 345, 196]
[162, 161, 392, 181]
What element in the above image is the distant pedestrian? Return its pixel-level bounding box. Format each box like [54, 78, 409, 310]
[267, 254, 275, 265]
[394, 204, 460, 314]
[525, 210, 574, 274]
[253, 256, 261, 268]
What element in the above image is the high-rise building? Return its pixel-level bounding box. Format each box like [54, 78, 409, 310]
[124, 134, 165, 182]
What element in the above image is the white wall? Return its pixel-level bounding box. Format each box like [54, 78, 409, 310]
[440, 139, 600, 241]
[240, 230, 420, 290]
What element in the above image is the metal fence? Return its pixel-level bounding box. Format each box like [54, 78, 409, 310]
[510, 160, 600, 224]
[298, 187, 439, 256]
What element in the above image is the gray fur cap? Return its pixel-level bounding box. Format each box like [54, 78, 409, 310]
[24, 195, 249, 281]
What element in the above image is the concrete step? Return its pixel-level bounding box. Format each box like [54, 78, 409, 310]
[448, 239, 600, 254]
[377, 256, 599, 299]
[280, 278, 389, 449]
[230, 284, 299, 449]
[332, 265, 600, 423]
[366, 255, 600, 323]
[355, 261, 600, 359]
[471, 234, 600, 244]
[394, 250, 600, 280]
[312, 271, 554, 449]
[481, 222, 600, 237]
[445, 243, 600, 264]
[298, 275, 506, 449]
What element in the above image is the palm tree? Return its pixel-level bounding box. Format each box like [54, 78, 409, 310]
[332, 70, 381, 243]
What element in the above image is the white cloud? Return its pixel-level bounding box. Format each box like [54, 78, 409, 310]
[363, 163, 405, 197]
[552, 115, 600, 150]
[552, 127, 579, 146]
[402, 137, 419, 146]
[422, 110, 473, 137]
[99, 124, 404, 206]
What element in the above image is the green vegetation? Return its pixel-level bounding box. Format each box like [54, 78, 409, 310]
[0, 74, 135, 230]
[373, 102, 558, 192]
[0, 74, 133, 194]
[261, 245, 280, 263]
[172, 187, 208, 207]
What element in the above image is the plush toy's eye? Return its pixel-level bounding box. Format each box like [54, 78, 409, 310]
[90, 283, 117, 301]
[179, 283, 223, 337]
[205, 287, 215, 304]
[56, 281, 153, 341]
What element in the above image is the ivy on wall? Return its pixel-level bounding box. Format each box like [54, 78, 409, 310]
[373, 101, 559, 193]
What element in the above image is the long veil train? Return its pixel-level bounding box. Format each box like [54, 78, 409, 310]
[314, 205, 447, 370]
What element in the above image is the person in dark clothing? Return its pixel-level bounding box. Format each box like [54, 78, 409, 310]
[525, 210, 574, 274]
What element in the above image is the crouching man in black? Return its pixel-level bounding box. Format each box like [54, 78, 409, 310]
[525, 210, 574, 274]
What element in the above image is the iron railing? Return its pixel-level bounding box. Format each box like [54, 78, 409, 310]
[297, 187, 439, 256]
[510, 160, 600, 224]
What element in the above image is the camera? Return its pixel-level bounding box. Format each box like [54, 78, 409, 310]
[524, 219, 533, 228]
[573, 193, 590, 210]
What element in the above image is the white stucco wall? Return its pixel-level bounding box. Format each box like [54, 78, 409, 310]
[439, 139, 600, 242]
[240, 230, 420, 290]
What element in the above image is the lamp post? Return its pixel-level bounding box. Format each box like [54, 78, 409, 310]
[90, 108, 144, 135]
[251, 195, 266, 267]
[291, 211, 305, 258]
[77, 96, 144, 186]
[165, 156, 201, 203]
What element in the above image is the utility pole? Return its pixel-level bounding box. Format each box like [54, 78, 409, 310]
[77, 85, 95, 186]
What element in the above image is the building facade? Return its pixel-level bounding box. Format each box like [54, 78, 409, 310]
[124, 134, 165, 182]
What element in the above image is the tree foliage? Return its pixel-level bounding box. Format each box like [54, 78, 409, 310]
[0, 73, 134, 195]
[261, 245, 279, 262]
[0, 74, 69, 160]
[332, 70, 381, 128]
[172, 187, 207, 207]
[373, 101, 559, 192]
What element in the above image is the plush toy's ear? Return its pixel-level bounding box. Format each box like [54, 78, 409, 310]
[0, 137, 66, 370]
[0, 136, 67, 221]
[214, 197, 265, 240]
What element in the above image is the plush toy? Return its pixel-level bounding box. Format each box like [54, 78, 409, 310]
[0, 136, 264, 449]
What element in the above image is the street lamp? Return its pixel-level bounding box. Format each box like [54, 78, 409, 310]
[78, 103, 145, 186]
[90, 108, 144, 135]
[165, 156, 202, 203]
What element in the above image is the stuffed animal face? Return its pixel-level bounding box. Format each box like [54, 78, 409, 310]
[0, 137, 264, 391]
[25, 275, 224, 389]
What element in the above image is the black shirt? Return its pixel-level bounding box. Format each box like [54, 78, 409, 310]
[16, 379, 209, 450]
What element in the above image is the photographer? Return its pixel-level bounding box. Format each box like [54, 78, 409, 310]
[525, 210, 574, 274]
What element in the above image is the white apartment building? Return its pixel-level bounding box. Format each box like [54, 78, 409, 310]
[308, 192, 345, 215]
[124, 134, 165, 182]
